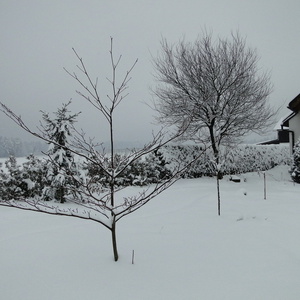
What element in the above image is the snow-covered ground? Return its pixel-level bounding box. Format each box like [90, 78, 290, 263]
[1, 164, 300, 300]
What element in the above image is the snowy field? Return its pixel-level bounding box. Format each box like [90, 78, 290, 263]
[1, 164, 300, 300]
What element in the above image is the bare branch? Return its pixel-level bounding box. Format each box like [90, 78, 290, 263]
[0, 38, 200, 261]
[0, 198, 112, 230]
[152, 31, 276, 157]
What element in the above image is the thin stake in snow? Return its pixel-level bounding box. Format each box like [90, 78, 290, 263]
[264, 172, 267, 200]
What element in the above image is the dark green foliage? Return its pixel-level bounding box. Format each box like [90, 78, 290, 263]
[162, 144, 290, 178]
[41, 101, 81, 203]
[144, 149, 172, 183]
[22, 154, 48, 196]
[0, 155, 48, 201]
[291, 140, 300, 183]
[0, 143, 291, 202]
[86, 150, 171, 188]
[85, 144, 290, 188]
[0, 156, 26, 200]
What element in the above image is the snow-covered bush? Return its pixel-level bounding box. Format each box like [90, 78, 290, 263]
[157, 145, 215, 178]
[291, 140, 300, 183]
[0, 155, 49, 201]
[85, 144, 290, 187]
[144, 149, 172, 183]
[0, 143, 291, 200]
[158, 144, 291, 178]
[0, 156, 33, 200]
[21, 154, 48, 196]
[86, 149, 171, 188]
[0, 156, 22, 200]
[224, 144, 291, 174]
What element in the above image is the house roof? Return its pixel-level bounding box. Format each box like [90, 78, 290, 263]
[274, 113, 291, 130]
[281, 112, 296, 127]
[288, 93, 300, 112]
[281, 93, 300, 127]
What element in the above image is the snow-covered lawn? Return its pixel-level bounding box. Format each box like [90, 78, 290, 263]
[1, 165, 300, 300]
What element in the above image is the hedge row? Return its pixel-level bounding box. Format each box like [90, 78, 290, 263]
[157, 143, 291, 177]
[0, 144, 291, 201]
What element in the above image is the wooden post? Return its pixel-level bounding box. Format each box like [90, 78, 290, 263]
[263, 172, 266, 200]
[217, 175, 221, 216]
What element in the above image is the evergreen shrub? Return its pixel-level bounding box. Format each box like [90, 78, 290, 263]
[291, 140, 300, 183]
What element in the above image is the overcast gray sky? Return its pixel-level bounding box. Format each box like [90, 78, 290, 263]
[1, 0, 300, 145]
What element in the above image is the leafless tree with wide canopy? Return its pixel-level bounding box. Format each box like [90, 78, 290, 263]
[152, 31, 276, 215]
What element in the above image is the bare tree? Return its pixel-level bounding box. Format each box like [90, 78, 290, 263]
[0, 38, 201, 261]
[152, 31, 275, 215]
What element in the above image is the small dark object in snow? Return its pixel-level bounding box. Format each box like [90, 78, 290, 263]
[230, 175, 241, 183]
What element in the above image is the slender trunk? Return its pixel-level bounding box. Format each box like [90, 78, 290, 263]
[110, 115, 115, 208]
[109, 115, 118, 261]
[208, 123, 218, 161]
[213, 146, 223, 180]
[208, 124, 217, 155]
[208, 124, 223, 180]
[111, 218, 119, 261]
[217, 174, 221, 216]
[208, 123, 222, 215]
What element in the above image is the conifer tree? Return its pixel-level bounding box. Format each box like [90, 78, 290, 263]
[41, 101, 81, 203]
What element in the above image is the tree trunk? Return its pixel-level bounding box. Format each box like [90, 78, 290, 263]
[217, 173, 221, 216]
[109, 114, 118, 261]
[111, 219, 119, 261]
[208, 123, 223, 179]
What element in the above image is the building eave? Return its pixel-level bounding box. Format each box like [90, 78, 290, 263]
[288, 94, 300, 112]
[281, 112, 296, 127]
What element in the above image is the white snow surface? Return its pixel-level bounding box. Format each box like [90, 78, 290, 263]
[1, 164, 300, 300]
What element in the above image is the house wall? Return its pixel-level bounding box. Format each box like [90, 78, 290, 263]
[289, 112, 300, 150]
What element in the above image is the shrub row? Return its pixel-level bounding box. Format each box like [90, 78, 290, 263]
[160, 143, 291, 177]
[0, 144, 291, 201]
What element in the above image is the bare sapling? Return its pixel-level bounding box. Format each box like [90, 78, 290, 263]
[0, 38, 205, 261]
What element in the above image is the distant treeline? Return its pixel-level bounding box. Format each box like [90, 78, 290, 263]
[0, 136, 143, 158]
[0, 136, 47, 157]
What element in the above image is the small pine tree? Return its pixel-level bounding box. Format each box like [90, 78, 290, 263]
[145, 148, 172, 183]
[41, 101, 81, 203]
[291, 139, 300, 183]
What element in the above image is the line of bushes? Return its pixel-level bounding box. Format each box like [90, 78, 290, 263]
[0, 144, 291, 201]
[161, 143, 291, 177]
